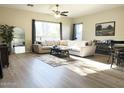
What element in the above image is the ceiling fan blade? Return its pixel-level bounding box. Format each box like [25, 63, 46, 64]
[60, 13, 68, 16]
[61, 11, 69, 13]
[27, 4, 34, 7]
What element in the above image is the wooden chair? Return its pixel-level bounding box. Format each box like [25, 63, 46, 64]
[111, 49, 124, 68]
[107, 40, 114, 63]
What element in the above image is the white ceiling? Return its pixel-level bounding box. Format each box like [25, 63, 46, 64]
[0, 4, 123, 18]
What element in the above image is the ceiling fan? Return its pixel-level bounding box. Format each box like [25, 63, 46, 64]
[27, 4, 34, 7]
[52, 4, 69, 17]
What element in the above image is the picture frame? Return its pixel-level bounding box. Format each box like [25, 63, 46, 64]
[95, 21, 115, 36]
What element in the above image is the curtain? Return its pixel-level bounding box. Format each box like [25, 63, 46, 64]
[72, 24, 76, 40]
[32, 19, 36, 44]
[60, 22, 62, 40]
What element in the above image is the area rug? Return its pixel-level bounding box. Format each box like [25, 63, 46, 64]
[37, 54, 77, 67]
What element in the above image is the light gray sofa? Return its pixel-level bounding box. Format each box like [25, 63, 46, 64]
[33, 40, 96, 57]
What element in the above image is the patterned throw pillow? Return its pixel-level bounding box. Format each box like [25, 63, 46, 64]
[45, 41, 55, 46]
[85, 41, 93, 46]
[54, 41, 60, 45]
[60, 40, 68, 46]
[35, 41, 41, 44]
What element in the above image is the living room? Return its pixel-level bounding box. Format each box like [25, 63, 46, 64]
[0, 2, 124, 90]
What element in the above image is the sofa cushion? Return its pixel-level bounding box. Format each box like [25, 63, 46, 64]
[68, 41, 88, 48]
[59, 40, 68, 46]
[42, 41, 47, 46]
[59, 46, 69, 50]
[45, 40, 60, 46]
[81, 41, 89, 47]
[54, 40, 60, 45]
[86, 42, 92, 46]
[70, 49, 80, 52]
[87, 40, 93, 46]
[45, 41, 54, 46]
[41, 46, 52, 50]
[69, 46, 80, 51]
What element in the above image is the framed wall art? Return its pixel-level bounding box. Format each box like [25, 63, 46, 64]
[95, 21, 115, 36]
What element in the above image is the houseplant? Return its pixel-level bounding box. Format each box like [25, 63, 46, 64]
[0, 24, 14, 53]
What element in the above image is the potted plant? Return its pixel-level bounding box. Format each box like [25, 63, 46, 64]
[0, 24, 14, 54]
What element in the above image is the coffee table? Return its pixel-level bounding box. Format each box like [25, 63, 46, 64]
[50, 46, 70, 58]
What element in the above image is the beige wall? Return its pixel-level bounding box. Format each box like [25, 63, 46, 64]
[0, 7, 72, 52]
[72, 6, 124, 41]
[1, 6, 124, 52]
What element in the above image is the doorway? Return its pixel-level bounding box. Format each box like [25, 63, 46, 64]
[12, 27, 25, 54]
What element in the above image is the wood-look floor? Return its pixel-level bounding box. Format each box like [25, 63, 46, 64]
[0, 53, 124, 88]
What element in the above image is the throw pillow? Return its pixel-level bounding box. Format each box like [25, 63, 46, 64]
[60, 40, 68, 46]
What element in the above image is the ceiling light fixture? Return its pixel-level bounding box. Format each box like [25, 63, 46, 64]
[27, 4, 34, 7]
[54, 13, 61, 18]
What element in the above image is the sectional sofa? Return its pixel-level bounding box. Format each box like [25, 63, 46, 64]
[33, 40, 96, 57]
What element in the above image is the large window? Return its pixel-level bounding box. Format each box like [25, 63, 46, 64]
[34, 20, 61, 42]
[73, 23, 83, 40]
